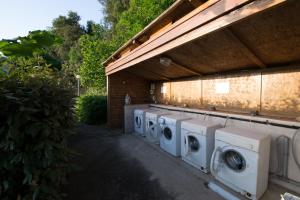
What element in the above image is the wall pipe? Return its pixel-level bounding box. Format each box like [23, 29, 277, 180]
[150, 105, 300, 130]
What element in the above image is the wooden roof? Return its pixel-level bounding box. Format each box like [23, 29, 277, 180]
[105, 0, 299, 80]
[103, 0, 203, 66]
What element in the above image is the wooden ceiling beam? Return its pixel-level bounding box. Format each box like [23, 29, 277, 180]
[225, 28, 266, 68]
[126, 69, 163, 81]
[132, 66, 171, 81]
[170, 59, 203, 76]
[189, 41, 220, 71]
[143, 68, 171, 81]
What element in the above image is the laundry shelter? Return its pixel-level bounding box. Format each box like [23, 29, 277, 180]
[104, 0, 300, 197]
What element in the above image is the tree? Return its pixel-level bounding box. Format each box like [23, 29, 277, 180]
[113, 0, 175, 46]
[0, 30, 62, 75]
[79, 24, 114, 92]
[52, 11, 85, 62]
[78, 0, 176, 92]
[98, 0, 130, 28]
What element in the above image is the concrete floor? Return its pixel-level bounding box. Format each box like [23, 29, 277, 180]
[64, 125, 297, 200]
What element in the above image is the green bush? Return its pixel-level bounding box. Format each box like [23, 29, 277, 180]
[76, 95, 107, 125]
[0, 76, 75, 200]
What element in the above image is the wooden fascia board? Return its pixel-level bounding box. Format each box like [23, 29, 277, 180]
[106, 0, 286, 76]
[188, 0, 205, 8]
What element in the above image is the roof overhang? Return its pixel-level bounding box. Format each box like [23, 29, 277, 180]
[105, 0, 299, 80]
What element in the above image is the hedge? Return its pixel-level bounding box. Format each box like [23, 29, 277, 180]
[76, 95, 107, 125]
[0, 76, 75, 200]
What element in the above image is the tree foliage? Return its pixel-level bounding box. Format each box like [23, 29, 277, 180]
[0, 75, 75, 200]
[113, 0, 175, 45]
[0, 31, 61, 57]
[78, 0, 175, 92]
[98, 0, 130, 28]
[76, 95, 107, 125]
[79, 23, 115, 90]
[52, 11, 85, 62]
[0, 31, 62, 73]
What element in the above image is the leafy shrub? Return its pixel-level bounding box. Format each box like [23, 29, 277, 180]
[0, 76, 75, 200]
[76, 95, 107, 125]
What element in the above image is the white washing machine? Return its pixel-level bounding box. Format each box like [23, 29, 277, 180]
[210, 127, 271, 200]
[181, 119, 222, 173]
[134, 108, 149, 136]
[159, 114, 191, 156]
[145, 110, 170, 144]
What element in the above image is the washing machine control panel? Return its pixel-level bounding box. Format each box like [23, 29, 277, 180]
[158, 118, 165, 125]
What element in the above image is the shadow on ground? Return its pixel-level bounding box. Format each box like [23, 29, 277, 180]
[63, 124, 173, 200]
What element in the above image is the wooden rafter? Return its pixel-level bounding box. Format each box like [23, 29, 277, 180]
[188, 41, 220, 71]
[170, 59, 203, 76]
[143, 68, 171, 80]
[224, 28, 266, 68]
[129, 67, 171, 81]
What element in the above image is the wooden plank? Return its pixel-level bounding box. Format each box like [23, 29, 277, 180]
[106, 0, 286, 75]
[170, 59, 203, 76]
[150, 21, 173, 39]
[126, 62, 173, 81]
[224, 28, 266, 68]
[188, 0, 205, 8]
[187, 41, 221, 72]
[125, 70, 157, 80]
[134, 67, 171, 81]
[105, 0, 223, 70]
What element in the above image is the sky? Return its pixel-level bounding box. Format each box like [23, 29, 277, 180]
[0, 0, 104, 40]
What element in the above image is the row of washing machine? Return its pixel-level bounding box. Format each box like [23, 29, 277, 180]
[134, 108, 271, 200]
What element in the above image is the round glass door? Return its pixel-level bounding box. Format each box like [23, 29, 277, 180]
[148, 121, 154, 131]
[188, 136, 200, 152]
[223, 150, 246, 172]
[163, 127, 172, 140]
[135, 116, 141, 128]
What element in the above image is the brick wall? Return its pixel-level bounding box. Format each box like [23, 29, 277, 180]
[107, 71, 150, 128]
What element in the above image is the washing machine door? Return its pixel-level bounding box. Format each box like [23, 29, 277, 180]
[211, 146, 247, 176]
[210, 145, 258, 197]
[183, 133, 200, 156]
[162, 126, 173, 141]
[135, 115, 142, 128]
[146, 120, 159, 142]
[223, 150, 246, 172]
